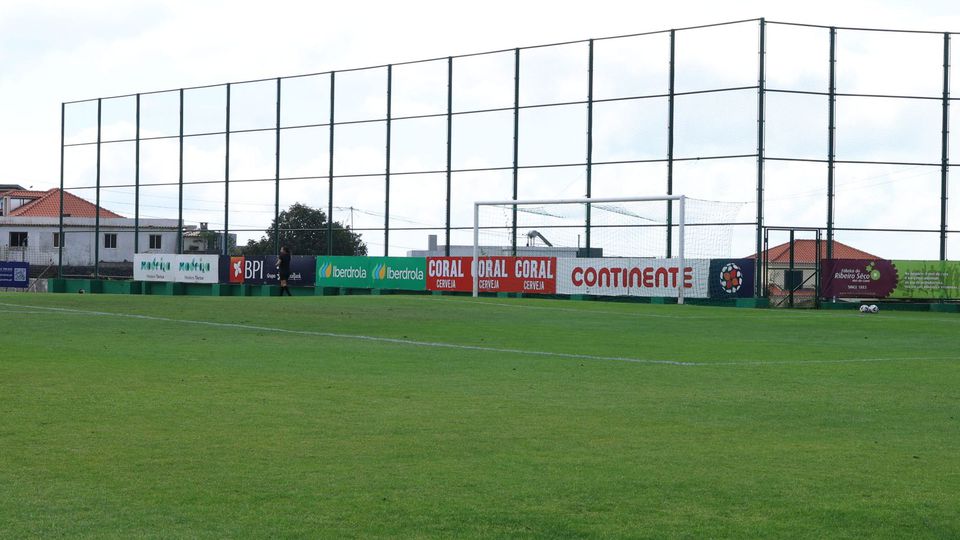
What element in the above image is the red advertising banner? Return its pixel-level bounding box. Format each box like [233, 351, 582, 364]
[427, 256, 557, 294]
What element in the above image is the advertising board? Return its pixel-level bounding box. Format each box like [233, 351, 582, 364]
[135, 254, 219, 283]
[134, 254, 178, 282]
[223, 256, 316, 286]
[708, 259, 756, 299]
[555, 258, 709, 298]
[370, 257, 427, 290]
[822, 259, 960, 300]
[426, 256, 556, 294]
[316, 256, 427, 290]
[0, 261, 29, 288]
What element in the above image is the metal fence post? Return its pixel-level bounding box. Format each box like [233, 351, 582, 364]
[755, 19, 766, 298]
[445, 56, 453, 256]
[275, 77, 282, 255]
[667, 30, 676, 258]
[941, 32, 951, 260]
[586, 39, 594, 254]
[328, 72, 336, 255]
[385, 65, 393, 256]
[95, 98, 102, 278]
[827, 27, 837, 260]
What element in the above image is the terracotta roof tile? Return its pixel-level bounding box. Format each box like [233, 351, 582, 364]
[8, 189, 123, 218]
[747, 239, 880, 263]
[2, 189, 48, 199]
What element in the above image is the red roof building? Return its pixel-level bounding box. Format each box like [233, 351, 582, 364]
[1, 187, 182, 268]
[2, 188, 122, 218]
[747, 239, 880, 264]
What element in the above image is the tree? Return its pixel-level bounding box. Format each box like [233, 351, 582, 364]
[239, 203, 367, 256]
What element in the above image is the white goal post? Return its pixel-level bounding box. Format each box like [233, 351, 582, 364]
[472, 195, 687, 302]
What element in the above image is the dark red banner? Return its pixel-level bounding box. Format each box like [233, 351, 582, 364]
[821, 259, 898, 298]
[427, 256, 557, 294]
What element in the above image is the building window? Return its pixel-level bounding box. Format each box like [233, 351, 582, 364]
[53, 232, 64, 248]
[104, 233, 117, 249]
[9, 232, 28, 247]
[149, 234, 162, 250]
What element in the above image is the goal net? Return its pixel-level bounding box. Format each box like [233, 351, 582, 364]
[473, 196, 745, 258]
[472, 195, 746, 302]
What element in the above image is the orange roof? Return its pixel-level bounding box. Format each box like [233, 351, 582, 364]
[2, 189, 48, 199]
[7, 189, 123, 218]
[747, 239, 880, 263]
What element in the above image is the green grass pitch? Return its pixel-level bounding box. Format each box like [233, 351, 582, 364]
[1, 292, 958, 538]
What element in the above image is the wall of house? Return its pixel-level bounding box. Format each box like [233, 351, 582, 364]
[0, 217, 181, 266]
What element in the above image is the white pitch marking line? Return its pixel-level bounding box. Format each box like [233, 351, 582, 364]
[0, 302, 693, 367]
[0, 302, 956, 367]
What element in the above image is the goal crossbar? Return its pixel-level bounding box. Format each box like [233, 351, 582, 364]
[472, 195, 687, 302]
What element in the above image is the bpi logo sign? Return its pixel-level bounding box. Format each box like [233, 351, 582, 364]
[229, 256, 265, 283]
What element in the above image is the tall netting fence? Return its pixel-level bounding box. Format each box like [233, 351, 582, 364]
[49, 19, 959, 297]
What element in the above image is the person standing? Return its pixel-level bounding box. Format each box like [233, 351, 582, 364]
[277, 246, 292, 296]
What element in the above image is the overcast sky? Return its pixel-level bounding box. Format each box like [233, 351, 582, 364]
[2, 0, 959, 257]
[1, 0, 955, 188]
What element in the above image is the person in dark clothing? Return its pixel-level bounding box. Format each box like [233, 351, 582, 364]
[277, 246, 292, 296]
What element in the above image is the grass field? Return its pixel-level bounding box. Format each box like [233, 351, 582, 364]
[1, 292, 958, 538]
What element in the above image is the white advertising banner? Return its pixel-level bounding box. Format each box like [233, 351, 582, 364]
[556, 258, 710, 298]
[134, 254, 177, 282]
[134, 254, 219, 283]
[176, 255, 219, 283]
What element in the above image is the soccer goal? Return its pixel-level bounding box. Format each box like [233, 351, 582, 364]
[472, 195, 745, 302]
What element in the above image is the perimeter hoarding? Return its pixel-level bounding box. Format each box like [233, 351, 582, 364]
[822, 259, 960, 299]
[222, 256, 316, 286]
[708, 259, 757, 299]
[371, 257, 427, 290]
[316, 256, 426, 290]
[134, 254, 177, 282]
[553, 258, 755, 299]
[0, 261, 29, 288]
[556, 258, 708, 298]
[135, 254, 219, 283]
[177, 255, 220, 283]
[426, 256, 556, 294]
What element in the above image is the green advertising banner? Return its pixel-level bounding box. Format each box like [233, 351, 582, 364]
[316, 256, 372, 288]
[316, 257, 427, 290]
[888, 260, 960, 299]
[370, 257, 426, 290]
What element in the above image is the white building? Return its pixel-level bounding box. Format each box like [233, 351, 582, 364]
[0, 187, 181, 267]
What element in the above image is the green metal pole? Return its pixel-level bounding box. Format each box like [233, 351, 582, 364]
[512, 48, 520, 257]
[275, 77, 282, 255]
[445, 56, 453, 256]
[95, 98, 101, 278]
[788, 229, 795, 308]
[57, 103, 67, 278]
[585, 39, 594, 254]
[941, 33, 950, 260]
[134, 93, 140, 255]
[178, 89, 184, 254]
[667, 30, 676, 258]
[385, 65, 392, 256]
[58, 103, 65, 277]
[827, 27, 837, 260]
[328, 72, 335, 255]
[224, 83, 231, 256]
[755, 19, 766, 298]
